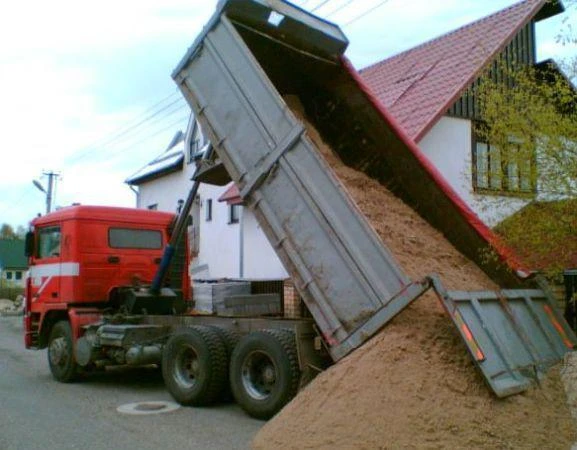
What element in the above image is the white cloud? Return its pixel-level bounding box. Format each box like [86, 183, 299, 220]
[0, 0, 214, 56]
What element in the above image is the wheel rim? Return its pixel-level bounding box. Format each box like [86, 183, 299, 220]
[49, 336, 68, 368]
[241, 350, 277, 401]
[174, 345, 200, 389]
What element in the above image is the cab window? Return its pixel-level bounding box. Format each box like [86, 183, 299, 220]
[108, 228, 162, 249]
[37, 227, 62, 258]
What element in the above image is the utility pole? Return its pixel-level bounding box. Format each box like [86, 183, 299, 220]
[43, 171, 59, 214]
[33, 171, 60, 214]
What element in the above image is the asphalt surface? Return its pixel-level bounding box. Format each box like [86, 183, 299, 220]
[0, 316, 263, 450]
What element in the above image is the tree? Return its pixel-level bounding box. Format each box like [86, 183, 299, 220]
[479, 66, 576, 197]
[15, 225, 26, 239]
[475, 1, 576, 276]
[0, 224, 16, 240]
[0, 224, 26, 240]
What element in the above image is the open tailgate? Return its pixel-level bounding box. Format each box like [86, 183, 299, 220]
[431, 275, 577, 396]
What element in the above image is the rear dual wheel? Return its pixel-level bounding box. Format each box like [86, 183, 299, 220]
[230, 329, 300, 420]
[162, 326, 301, 419]
[162, 326, 228, 406]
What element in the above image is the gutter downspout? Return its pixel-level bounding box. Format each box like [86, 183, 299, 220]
[128, 185, 140, 208]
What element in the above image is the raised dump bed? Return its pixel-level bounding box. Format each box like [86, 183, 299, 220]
[174, 0, 429, 361]
[173, 0, 575, 395]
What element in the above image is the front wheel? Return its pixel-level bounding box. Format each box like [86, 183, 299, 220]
[230, 329, 300, 420]
[47, 321, 78, 383]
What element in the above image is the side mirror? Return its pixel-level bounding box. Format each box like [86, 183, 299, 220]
[25, 231, 35, 257]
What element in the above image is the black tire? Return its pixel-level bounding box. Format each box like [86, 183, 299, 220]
[211, 327, 240, 358]
[230, 329, 300, 420]
[47, 321, 78, 383]
[162, 326, 228, 406]
[210, 327, 240, 402]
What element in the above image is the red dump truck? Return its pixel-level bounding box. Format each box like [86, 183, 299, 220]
[24, 0, 576, 419]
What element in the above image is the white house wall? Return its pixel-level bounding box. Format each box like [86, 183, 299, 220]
[419, 116, 529, 227]
[197, 184, 240, 279]
[242, 211, 288, 279]
[135, 163, 288, 280]
[136, 167, 194, 212]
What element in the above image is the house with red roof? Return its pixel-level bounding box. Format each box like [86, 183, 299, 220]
[127, 0, 566, 280]
[361, 0, 565, 226]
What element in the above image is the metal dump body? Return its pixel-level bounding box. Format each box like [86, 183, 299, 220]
[173, 0, 576, 392]
[173, 0, 428, 360]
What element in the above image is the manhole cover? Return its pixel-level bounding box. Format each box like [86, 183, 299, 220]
[117, 401, 180, 415]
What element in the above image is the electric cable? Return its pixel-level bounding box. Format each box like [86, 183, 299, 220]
[66, 96, 187, 165]
[342, 0, 390, 26]
[66, 101, 188, 166]
[88, 113, 191, 167]
[325, 0, 355, 18]
[311, 0, 333, 12]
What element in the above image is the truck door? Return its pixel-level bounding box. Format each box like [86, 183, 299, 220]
[29, 226, 63, 304]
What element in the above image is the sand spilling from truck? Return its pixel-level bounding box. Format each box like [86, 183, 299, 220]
[252, 98, 575, 449]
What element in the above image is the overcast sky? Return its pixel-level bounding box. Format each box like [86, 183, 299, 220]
[0, 0, 574, 228]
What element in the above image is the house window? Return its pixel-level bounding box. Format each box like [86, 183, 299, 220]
[187, 120, 206, 163]
[188, 139, 201, 163]
[5, 271, 13, 280]
[205, 199, 213, 221]
[37, 226, 61, 258]
[473, 138, 535, 194]
[229, 204, 241, 224]
[15, 271, 22, 281]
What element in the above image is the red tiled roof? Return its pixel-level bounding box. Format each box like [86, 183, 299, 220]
[360, 0, 558, 142]
[218, 183, 242, 205]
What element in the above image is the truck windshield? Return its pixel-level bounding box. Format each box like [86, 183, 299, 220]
[108, 228, 162, 249]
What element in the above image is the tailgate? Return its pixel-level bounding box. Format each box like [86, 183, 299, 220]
[431, 275, 577, 397]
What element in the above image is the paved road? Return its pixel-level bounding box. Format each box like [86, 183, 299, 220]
[0, 316, 263, 450]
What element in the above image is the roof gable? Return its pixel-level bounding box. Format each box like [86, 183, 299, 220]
[218, 183, 242, 205]
[360, 0, 562, 142]
[126, 131, 185, 185]
[0, 239, 27, 269]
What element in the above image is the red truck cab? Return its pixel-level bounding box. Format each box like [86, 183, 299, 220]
[24, 205, 188, 349]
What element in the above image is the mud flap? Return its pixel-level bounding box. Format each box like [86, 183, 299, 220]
[429, 275, 577, 397]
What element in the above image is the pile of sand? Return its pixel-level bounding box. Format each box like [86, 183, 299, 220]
[252, 99, 575, 449]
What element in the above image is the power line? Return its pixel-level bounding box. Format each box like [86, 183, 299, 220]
[75, 90, 181, 153]
[66, 99, 188, 166]
[342, 0, 390, 27]
[0, 112, 189, 222]
[88, 113, 191, 168]
[0, 189, 35, 220]
[58, 91, 182, 166]
[311, 0, 333, 12]
[325, 0, 355, 18]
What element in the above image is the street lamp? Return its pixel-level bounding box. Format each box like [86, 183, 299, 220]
[32, 180, 46, 194]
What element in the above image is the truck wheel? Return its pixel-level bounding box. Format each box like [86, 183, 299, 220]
[211, 327, 240, 358]
[210, 326, 240, 402]
[47, 321, 78, 383]
[162, 326, 227, 406]
[230, 329, 300, 420]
